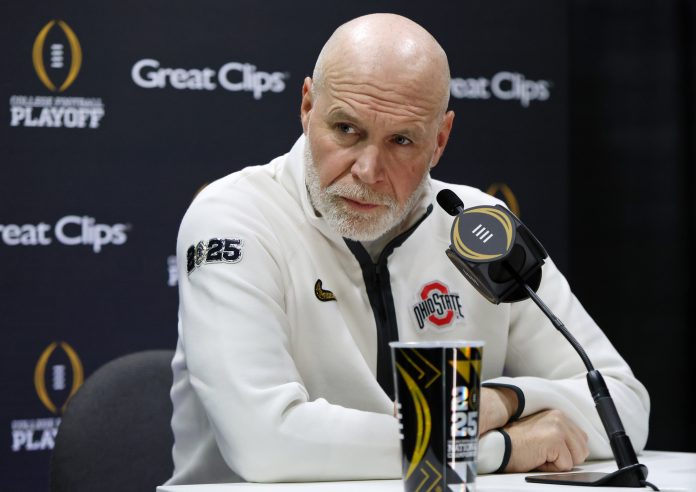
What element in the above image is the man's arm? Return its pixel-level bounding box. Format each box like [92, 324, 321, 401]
[177, 188, 401, 482]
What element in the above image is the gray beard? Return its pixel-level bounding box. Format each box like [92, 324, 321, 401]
[304, 139, 430, 241]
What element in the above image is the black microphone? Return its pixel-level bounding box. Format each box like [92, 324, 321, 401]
[437, 189, 653, 489]
[436, 189, 464, 216]
[437, 189, 547, 304]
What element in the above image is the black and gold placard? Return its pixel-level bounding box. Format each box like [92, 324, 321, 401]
[392, 342, 483, 492]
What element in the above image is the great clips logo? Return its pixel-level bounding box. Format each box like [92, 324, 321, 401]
[131, 59, 288, 99]
[450, 71, 551, 107]
[412, 281, 464, 330]
[0, 216, 130, 253]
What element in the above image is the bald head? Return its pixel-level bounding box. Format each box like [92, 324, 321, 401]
[312, 13, 451, 117]
[300, 14, 455, 241]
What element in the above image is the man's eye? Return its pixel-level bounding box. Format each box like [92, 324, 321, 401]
[336, 123, 356, 134]
[394, 135, 412, 146]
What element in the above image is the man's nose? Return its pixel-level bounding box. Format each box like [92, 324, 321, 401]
[350, 145, 384, 185]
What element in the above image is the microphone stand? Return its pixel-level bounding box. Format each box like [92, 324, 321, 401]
[504, 263, 655, 489]
[436, 189, 656, 488]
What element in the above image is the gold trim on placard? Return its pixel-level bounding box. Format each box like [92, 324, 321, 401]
[397, 363, 432, 480]
[403, 349, 442, 389]
[416, 459, 443, 492]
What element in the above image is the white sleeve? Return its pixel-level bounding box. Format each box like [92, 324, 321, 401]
[476, 431, 507, 474]
[485, 259, 650, 460]
[177, 190, 401, 482]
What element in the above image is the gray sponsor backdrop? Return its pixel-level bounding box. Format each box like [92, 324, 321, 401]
[1, 1, 693, 490]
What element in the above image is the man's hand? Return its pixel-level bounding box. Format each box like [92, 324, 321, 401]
[479, 387, 519, 435]
[503, 409, 589, 473]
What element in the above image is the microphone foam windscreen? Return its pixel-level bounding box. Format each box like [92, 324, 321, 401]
[436, 189, 464, 216]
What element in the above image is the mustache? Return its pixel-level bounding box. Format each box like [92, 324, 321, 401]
[324, 182, 396, 206]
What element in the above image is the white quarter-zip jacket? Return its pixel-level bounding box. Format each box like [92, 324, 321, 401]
[166, 135, 649, 485]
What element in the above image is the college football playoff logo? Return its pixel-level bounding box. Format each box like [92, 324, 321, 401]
[34, 341, 84, 414]
[32, 20, 82, 92]
[486, 182, 520, 217]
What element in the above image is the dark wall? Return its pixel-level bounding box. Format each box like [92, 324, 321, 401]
[0, 2, 568, 489]
[568, 0, 696, 451]
[0, 1, 692, 490]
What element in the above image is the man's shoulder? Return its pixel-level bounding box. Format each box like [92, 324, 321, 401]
[191, 157, 290, 212]
[195, 162, 279, 206]
[177, 157, 297, 241]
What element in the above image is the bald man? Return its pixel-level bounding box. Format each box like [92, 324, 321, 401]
[166, 14, 649, 485]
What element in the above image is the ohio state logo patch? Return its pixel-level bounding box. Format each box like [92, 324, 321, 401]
[412, 281, 464, 330]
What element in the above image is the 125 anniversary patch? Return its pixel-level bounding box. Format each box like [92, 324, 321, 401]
[186, 238, 243, 275]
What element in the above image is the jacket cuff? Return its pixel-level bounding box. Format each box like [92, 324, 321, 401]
[493, 428, 512, 473]
[475, 430, 506, 474]
[481, 382, 525, 422]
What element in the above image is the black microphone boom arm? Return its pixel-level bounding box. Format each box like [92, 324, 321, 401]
[436, 189, 655, 489]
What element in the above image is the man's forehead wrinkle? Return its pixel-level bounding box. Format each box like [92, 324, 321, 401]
[321, 47, 447, 110]
[325, 81, 436, 121]
[327, 100, 429, 131]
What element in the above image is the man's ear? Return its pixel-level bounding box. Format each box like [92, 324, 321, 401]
[300, 77, 313, 135]
[429, 110, 455, 170]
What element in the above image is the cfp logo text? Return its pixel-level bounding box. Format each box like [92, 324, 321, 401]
[11, 342, 84, 452]
[33, 20, 82, 92]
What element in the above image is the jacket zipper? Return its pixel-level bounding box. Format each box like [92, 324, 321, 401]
[344, 205, 433, 399]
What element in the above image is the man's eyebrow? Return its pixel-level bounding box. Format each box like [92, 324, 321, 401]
[325, 107, 425, 138]
[326, 108, 359, 122]
[394, 127, 422, 139]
